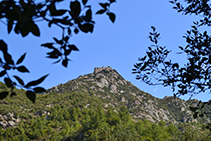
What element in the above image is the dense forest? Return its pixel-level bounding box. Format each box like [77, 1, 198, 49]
[0, 81, 211, 141]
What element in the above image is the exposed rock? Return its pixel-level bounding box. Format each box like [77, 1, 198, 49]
[8, 121, 15, 127]
[181, 107, 185, 111]
[96, 78, 109, 88]
[3, 115, 7, 120]
[121, 97, 128, 103]
[120, 90, 124, 93]
[85, 104, 90, 108]
[135, 100, 140, 105]
[104, 104, 108, 108]
[110, 85, 117, 93]
[145, 115, 156, 122]
[164, 96, 170, 99]
[90, 86, 96, 90]
[46, 104, 53, 108]
[130, 92, 136, 96]
[158, 109, 170, 122]
[7, 112, 14, 118]
[0, 121, 7, 128]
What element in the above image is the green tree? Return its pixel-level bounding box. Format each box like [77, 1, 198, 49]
[0, 0, 116, 102]
[133, 0, 211, 130]
[71, 107, 78, 122]
[119, 106, 131, 123]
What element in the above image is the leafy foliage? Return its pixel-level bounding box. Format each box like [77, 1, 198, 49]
[133, 0, 211, 128]
[0, 0, 116, 102]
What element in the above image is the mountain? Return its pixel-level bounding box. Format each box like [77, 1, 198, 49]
[46, 66, 210, 124]
[1, 66, 211, 140]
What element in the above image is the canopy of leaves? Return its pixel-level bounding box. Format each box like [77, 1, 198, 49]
[133, 0, 211, 130]
[0, 0, 116, 102]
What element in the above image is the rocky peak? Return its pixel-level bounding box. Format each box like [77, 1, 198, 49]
[45, 66, 211, 124]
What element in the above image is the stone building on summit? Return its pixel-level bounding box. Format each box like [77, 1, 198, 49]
[94, 66, 112, 73]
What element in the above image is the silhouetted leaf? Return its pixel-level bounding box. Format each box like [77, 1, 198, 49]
[17, 66, 29, 73]
[7, 20, 13, 34]
[96, 9, 107, 14]
[99, 3, 109, 9]
[0, 91, 8, 100]
[201, 103, 205, 109]
[84, 9, 92, 22]
[4, 53, 14, 65]
[78, 23, 94, 33]
[0, 40, 8, 53]
[190, 106, 198, 112]
[74, 28, 79, 34]
[20, 22, 31, 37]
[46, 49, 61, 59]
[199, 114, 204, 117]
[53, 37, 63, 44]
[109, 0, 116, 3]
[13, 75, 24, 85]
[62, 58, 68, 67]
[169, 1, 174, 4]
[151, 26, 155, 31]
[140, 56, 147, 61]
[52, 59, 61, 64]
[82, 0, 88, 5]
[64, 49, 71, 55]
[31, 22, 40, 37]
[164, 62, 170, 65]
[68, 28, 71, 35]
[16, 53, 26, 65]
[33, 87, 46, 93]
[25, 74, 49, 88]
[140, 65, 146, 71]
[41, 43, 54, 49]
[49, 3, 57, 16]
[172, 63, 179, 69]
[54, 10, 67, 16]
[68, 45, 79, 51]
[0, 70, 6, 77]
[107, 12, 115, 23]
[193, 112, 198, 119]
[26, 90, 36, 103]
[70, 1, 81, 17]
[10, 92, 16, 97]
[132, 69, 136, 71]
[63, 36, 69, 42]
[4, 77, 12, 88]
[136, 77, 141, 80]
[3, 64, 11, 70]
[179, 46, 183, 50]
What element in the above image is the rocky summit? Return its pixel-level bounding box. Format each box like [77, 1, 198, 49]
[46, 66, 210, 124]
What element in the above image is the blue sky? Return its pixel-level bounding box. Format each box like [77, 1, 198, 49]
[0, 0, 210, 101]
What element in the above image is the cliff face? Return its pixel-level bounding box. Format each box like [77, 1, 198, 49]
[47, 67, 211, 124]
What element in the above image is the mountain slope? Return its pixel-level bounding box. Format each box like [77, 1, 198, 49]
[46, 66, 210, 124]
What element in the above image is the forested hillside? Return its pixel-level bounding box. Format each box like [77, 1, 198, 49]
[0, 67, 211, 140]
